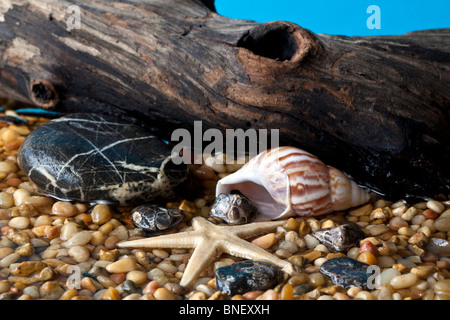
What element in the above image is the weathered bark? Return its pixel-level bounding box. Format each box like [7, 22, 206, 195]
[0, 0, 449, 199]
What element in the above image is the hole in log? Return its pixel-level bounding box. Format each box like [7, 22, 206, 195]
[29, 80, 58, 109]
[237, 24, 298, 61]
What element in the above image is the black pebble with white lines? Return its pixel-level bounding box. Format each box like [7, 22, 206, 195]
[18, 113, 188, 206]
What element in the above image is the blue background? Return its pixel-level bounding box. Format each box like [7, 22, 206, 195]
[215, 0, 450, 36]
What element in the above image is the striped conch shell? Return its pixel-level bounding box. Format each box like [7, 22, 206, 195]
[215, 147, 370, 221]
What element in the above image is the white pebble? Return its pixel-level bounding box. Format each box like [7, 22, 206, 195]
[390, 273, 418, 289]
[378, 268, 401, 286]
[68, 245, 90, 262]
[13, 189, 30, 206]
[65, 230, 93, 247]
[8, 216, 29, 229]
[304, 234, 320, 249]
[60, 222, 79, 241]
[426, 200, 445, 214]
[0, 252, 20, 267]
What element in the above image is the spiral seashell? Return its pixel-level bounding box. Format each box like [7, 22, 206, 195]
[215, 146, 370, 220]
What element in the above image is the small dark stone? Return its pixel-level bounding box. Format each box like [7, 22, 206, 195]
[215, 260, 283, 296]
[0, 292, 19, 300]
[292, 283, 314, 295]
[319, 257, 371, 289]
[122, 280, 141, 294]
[426, 238, 450, 257]
[17, 113, 188, 206]
[311, 223, 367, 252]
[131, 205, 184, 234]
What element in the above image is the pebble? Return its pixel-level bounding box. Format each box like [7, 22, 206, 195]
[215, 261, 283, 296]
[64, 230, 92, 247]
[51, 201, 78, 217]
[154, 287, 176, 300]
[68, 245, 90, 263]
[434, 279, 450, 294]
[39, 281, 65, 299]
[91, 204, 111, 225]
[102, 287, 120, 300]
[319, 257, 370, 289]
[426, 238, 450, 256]
[426, 200, 445, 214]
[311, 224, 366, 252]
[106, 257, 137, 273]
[8, 216, 29, 229]
[390, 273, 418, 289]
[434, 218, 450, 232]
[251, 233, 276, 249]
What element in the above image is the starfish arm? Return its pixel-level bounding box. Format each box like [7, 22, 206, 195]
[117, 231, 199, 249]
[179, 240, 220, 287]
[227, 220, 286, 239]
[220, 236, 292, 271]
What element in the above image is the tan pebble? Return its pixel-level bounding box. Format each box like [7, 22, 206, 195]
[0, 160, 18, 173]
[242, 290, 264, 300]
[126, 270, 147, 285]
[259, 289, 278, 300]
[390, 273, 418, 289]
[68, 246, 90, 263]
[188, 291, 207, 300]
[357, 252, 377, 265]
[0, 252, 20, 267]
[15, 242, 34, 257]
[152, 249, 169, 259]
[346, 287, 361, 297]
[98, 249, 119, 261]
[427, 200, 445, 214]
[96, 275, 116, 288]
[301, 250, 322, 263]
[354, 290, 375, 300]
[434, 279, 450, 294]
[91, 204, 111, 225]
[349, 203, 373, 216]
[106, 257, 137, 273]
[321, 219, 335, 229]
[0, 192, 14, 209]
[368, 224, 389, 236]
[401, 207, 419, 221]
[90, 231, 107, 246]
[59, 289, 78, 300]
[5, 228, 30, 245]
[81, 277, 98, 294]
[251, 233, 276, 249]
[110, 273, 126, 285]
[65, 230, 92, 247]
[33, 215, 52, 227]
[104, 235, 121, 249]
[60, 222, 79, 241]
[9, 216, 29, 229]
[154, 287, 176, 300]
[308, 272, 326, 287]
[51, 202, 78, 217]
[0, 247, 15, 259]
[143, 280, 160, 295]
[298, 221, 311, 236]
[333, 292, 351, 300]
[39, 281, 65, 299]
[102, 287, 121, 300]
[388, 216, 408, 231]
[13, 189, 30, 206]
[11, 261, 47, 276]
[434, 218, 450, 232]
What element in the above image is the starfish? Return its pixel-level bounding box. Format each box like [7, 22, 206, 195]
[118, 216, 295, 287]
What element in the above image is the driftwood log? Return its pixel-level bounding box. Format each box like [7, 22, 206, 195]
[0, 0, 449, 199]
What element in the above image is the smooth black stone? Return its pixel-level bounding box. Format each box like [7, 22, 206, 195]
[293, 283, 314, 295]
[18, 113, 188, 206]
[311, 224, 367, 253]
[319, 257, 370, 290]
[122, 280, 141, 294]
[215, 261, 283, 296]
